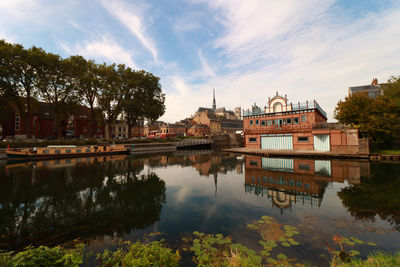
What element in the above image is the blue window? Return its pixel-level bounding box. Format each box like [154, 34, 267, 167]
[250, 160, 258, 166]
[269, 177, 274, 184]
[261, 120, 266, 126]
[305, 184, 310, 190]
[267, 120, 272, 126]
[301, 115, 307, 122]
[43, 150, 49, 154]
[66, 149, 71, 153]
[55, 150, 61, 154]
[76, 149, 81, 153]
[289, 180, 294, 186]
[286, 118, 292, 124]
[86, 149, 91, 152]
[251, 177, 255, 182]
[257, 177, 261, 183]
[256, 120, 259, 125]
[250, 120, 253, 125]
[296, 181, 302, 187]
[263, 177, 267, 183]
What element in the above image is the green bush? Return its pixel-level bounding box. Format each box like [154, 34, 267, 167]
[97, 241, 181, 267]
[331, 252, 400, 267]
[0, 244, 84, 267]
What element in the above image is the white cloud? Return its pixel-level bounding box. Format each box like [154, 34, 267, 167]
[60, 35, 137, 69]
[100, 0, 158, 62]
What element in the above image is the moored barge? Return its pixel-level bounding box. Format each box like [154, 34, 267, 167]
[6, 145, 130, 161]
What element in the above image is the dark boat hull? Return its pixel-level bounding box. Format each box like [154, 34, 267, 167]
[6, 150, 130, 162]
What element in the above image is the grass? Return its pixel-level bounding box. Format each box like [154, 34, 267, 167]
[377, 149, 400, 155]
[331, 252, 400, 267]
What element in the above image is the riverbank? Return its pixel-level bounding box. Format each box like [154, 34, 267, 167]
[223, 147, 400, 161]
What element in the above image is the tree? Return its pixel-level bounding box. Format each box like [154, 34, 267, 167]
[0, 40, 44, 138]
[97, 63, 123, 139]
[36, 53, 78, 138]
[334, 92, 399, 149]
[69, 56, 100, 137]
[122, 70, 165, 138]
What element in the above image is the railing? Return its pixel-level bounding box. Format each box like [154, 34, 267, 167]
[312, 122, 350, 130]
[244, 124, 313, 134]
[243, 100, 327, 118]
[175, 138, 213, 148]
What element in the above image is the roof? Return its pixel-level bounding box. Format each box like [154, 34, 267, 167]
[348, 84, 385, 97]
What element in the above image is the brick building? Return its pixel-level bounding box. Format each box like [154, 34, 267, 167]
[243, 93, 364, 154]
[159, 123, 186, 138]
[0, 99, 104, 139]
[144, 121, 164, 137]
[187, 124, 210, 137]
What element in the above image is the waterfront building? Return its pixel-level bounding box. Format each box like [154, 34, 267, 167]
[243, 92, 365, 153]
[110, 120, 128, 139]
[144, 121, 164, 137]
[348, 78, 386, 98]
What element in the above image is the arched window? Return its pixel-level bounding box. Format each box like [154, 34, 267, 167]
[273, 102, 283, 112]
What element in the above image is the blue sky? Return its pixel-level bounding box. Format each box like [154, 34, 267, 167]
[1, 0, 400, 122]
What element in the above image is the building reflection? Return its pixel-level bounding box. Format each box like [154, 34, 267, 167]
[244, 156, 370, 212]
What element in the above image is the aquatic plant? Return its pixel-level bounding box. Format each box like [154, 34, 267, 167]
[0, 243, 84, 267]
[97, 240, 180, 267]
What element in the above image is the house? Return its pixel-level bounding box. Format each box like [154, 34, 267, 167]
[243, 92, 365, 154]
[348, 78, 386, 98]
[187, 124, 210, 137]
[144, 121, 164, 137]
[110, 120, 128, 139]
[158, 123, 186, 138]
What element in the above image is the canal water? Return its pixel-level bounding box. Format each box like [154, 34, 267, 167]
[0, 150, 399, 265]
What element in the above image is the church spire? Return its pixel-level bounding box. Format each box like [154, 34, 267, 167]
[212, 89, 216, 109]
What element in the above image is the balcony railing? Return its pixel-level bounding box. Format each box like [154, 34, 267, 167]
[243, 100, 327, 118]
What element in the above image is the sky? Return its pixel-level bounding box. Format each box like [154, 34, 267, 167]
[1, 0, 400, 122]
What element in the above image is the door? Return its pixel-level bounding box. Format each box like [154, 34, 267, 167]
[313, 134, 330, 151]
[261, 134, 293, 150]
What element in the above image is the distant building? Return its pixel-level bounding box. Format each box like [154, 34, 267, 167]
[348, 78, 386, 98]
[192, 90, 243, 135]
[234, 107, 242, 120]
[188, 124, 210, 137]
[110, 120, 128, 139]
[243, 92, 365, 154]
[159, 123, 186, 138]
[144, 121, 164, 137]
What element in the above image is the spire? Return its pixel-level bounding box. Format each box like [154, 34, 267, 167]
[212, 89, 216, 109]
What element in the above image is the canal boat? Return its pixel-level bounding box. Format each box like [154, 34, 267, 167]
[6, 144, 130, 161]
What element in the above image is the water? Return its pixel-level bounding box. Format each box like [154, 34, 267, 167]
[0, 150, 399, 265]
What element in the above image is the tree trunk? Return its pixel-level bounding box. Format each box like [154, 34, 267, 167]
[104, 121, 110, 139]
[90, 108, 96, 138]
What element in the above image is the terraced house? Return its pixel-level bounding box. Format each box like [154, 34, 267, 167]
[243, 93, 367, 154]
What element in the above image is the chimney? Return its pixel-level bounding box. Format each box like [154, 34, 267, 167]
[371, 78, 378, 86]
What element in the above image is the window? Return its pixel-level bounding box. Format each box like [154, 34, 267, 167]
[296, 181, 302, 188]
[263, 177, 267, 183]
[261, 120, 266, 126]
[76, 149, 81, 153]
[256, 120, 259, 125]
[250, 120, 253, 126]
[55, 150, 61, 154]
[119, 126, 121, 132]
[15, 113, 20, 131]
[86, 149, 91, 152]
[294, 117, 299, 124]
[269, 177, 274, 184]
[298, 136, 309, 142]
[250, 161, 258, 166]
[301, 115, 307, 122]
[299, 164, 310, 170]
[43, 150, 50, 154]
[249, 137, 257, 143]
[267, 120, 272, 126]
[286, 118, 292, 124]
[66, 149, 71, 153]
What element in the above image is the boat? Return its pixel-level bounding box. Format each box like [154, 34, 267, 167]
[6, 144, 130, 161]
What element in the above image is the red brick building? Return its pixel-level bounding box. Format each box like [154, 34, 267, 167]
[187, 124, 210, 137]
[243, 93, 364, 154]
[0, 99, 104, 139]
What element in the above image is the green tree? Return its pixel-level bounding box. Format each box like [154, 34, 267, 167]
[0, 40, 44, 138]
[97, 63, 123, 139]
[122, 70, 165, 138]
[36, 53, 78, 138]
[334, 92, 399, 149]
[69, 56, 100, 137]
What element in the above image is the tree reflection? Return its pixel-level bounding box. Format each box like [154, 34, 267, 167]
[0, 157, 166, 250]
[338, 163, 400, 230]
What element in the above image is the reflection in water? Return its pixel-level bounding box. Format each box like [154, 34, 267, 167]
[244, 156, 370, 212]
[0, 155, 166, 249]
[338, 162, 400, 230]
[0, 150, 399, 264]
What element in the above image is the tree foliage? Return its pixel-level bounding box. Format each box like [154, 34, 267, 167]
[334, 80, 400, 149]
[0, 39, 165, 139]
